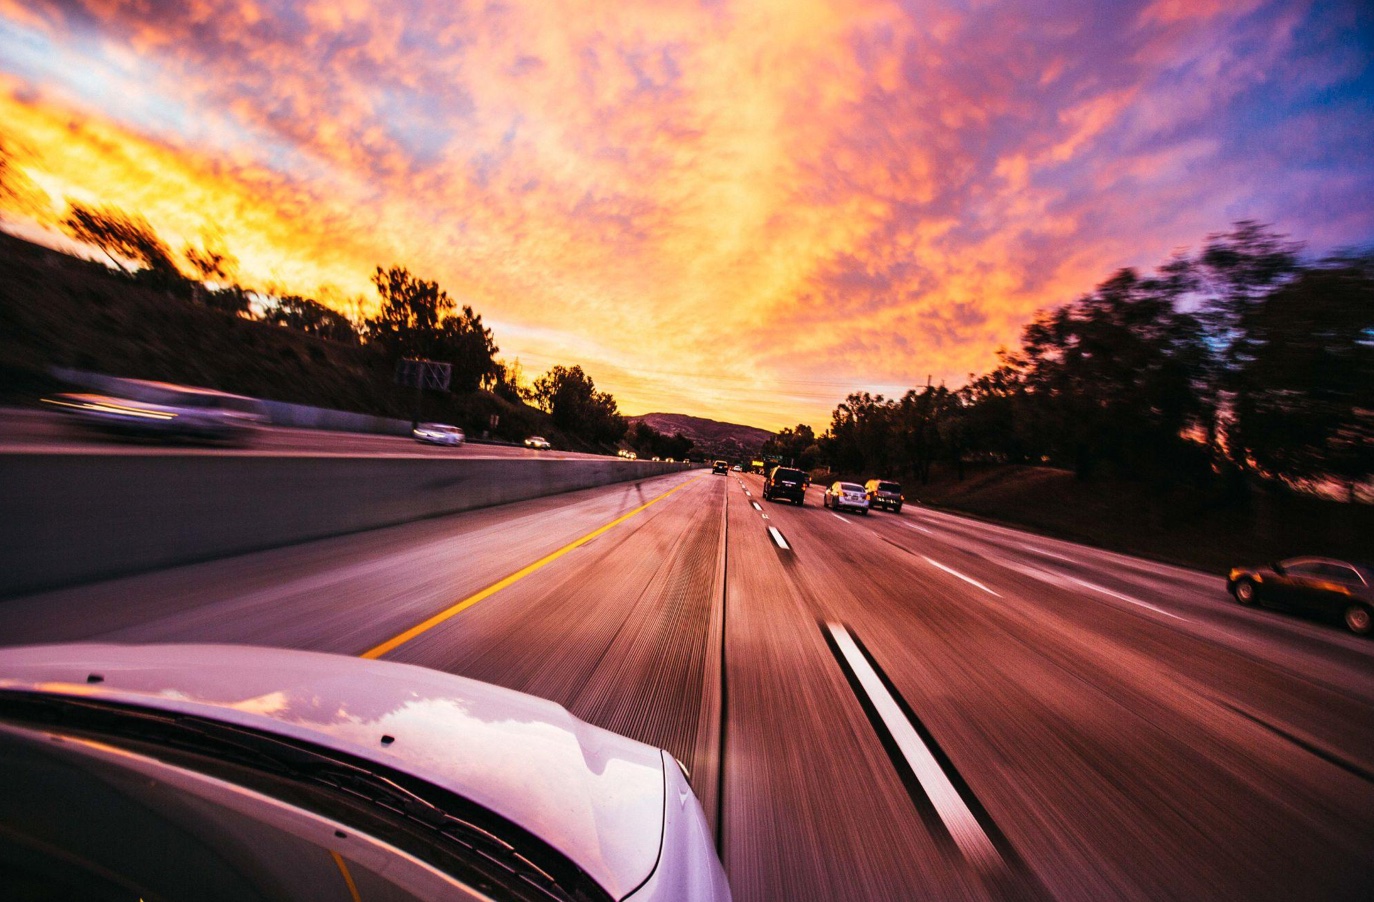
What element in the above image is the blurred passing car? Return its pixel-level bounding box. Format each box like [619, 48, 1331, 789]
[824, 481, 870, 514]
[731, 465, 742, 472]
[412, 422, 465, 446]
[44, 378, 267, 444]
[525, 436, 552, 450]
[864, 479, 904, 513]
[762, 466, 808, 505]
[0, 644, 732, 901]
[1228, 557, 1373, 635]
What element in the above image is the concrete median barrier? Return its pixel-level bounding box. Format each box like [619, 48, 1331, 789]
[0, 454, 689, 598]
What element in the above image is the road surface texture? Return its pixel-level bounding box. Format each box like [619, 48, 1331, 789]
[3, 469, 1371, 900]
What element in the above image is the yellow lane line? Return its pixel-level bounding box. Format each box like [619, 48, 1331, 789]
[330, 850, 363, 902]
[361, 477, 698, 660]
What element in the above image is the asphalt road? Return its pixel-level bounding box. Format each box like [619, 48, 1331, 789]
[3, 469, 1372, 900]
[0, 406, 612, 459]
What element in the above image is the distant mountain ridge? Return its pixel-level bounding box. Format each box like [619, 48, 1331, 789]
[627, 413, 773, 458]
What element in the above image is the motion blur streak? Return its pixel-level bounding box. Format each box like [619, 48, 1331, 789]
[360, 476, 697, 659]
[1, 470, 1371, 898]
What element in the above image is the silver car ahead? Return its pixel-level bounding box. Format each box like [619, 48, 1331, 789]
[0, 644, 732, 902]
[525, 436, 552, 449]
[824, 481, 871, 514]
[413, 422, 465, 446]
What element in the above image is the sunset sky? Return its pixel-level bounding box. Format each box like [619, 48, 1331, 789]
[0, 0, 1370, 431]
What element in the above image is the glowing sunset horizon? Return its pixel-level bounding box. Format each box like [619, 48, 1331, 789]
[1, 0, 1370, 431]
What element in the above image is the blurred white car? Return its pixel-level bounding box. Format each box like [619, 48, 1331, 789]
[0, 644, 732, 902]
[412, 422, 465, 446]
[525, 436, 552, 450]
[44, 378, 267, 444]
[824, 481, 870, 514]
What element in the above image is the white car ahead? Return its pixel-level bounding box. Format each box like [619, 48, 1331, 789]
[413, 422, 465, 446]
[524, 436, 552, 450]
[0, 644, 732, 902]
[824, 481, 871, 514]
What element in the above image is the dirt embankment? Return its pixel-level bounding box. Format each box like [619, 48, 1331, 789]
[909, 462, 1372, 574]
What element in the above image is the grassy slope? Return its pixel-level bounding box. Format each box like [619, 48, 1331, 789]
[0, 230, 583, 447]
[911, 462, 1372, 574]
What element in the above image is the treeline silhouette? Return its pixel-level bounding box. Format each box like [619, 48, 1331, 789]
[795, 222, 1372, 503]
[38, 199, 681, 450]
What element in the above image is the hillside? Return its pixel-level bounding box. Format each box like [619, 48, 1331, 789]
[0, 229, 584, 448]
[628, 412, 773, 459]
[909, 462, 1373, 574]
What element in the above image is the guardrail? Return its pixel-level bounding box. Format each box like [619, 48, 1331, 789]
[0, 454, 688, 598]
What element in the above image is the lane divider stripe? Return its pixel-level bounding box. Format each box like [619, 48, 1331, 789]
[922, 556, 1001, 597]
[768, 527, 790, 550]
[361, 478, 695, 659]
[826, 622, 1003, 873]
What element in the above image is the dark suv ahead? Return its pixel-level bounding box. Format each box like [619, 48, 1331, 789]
[763, 467, 809, 505]
[712, 460, 729, 474]
[865, 479, 904, 512]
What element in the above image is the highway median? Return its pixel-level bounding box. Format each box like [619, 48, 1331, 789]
[0, 453, 689, 598]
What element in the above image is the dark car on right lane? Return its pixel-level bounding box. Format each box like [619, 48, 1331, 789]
[762, 466, 808, 505]
[864, 479, 904, 513]
[1227, 557, 1373, 635]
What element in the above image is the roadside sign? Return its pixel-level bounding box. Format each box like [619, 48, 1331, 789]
[395, 359, 452, 392]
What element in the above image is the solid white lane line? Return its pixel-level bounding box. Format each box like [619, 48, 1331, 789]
[751, 501, 761, 511]
[922, 556, 1001, 597]
[986, 555, 1189, 623]
[830, 512, 851, 524]
[768, 527, 790, 550]
[906, 522, 934, 534]
[826, 623, 1003, 874]
[1064, 574, 1186, 620]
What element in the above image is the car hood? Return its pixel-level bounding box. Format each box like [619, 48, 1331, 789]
[0, 643, 666, 899]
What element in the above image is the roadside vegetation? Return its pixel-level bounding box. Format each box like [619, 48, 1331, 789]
[771, 222, 1372, 570]
[0, 178, 693, 454]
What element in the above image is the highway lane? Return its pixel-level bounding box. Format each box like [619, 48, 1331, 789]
[747, 473, 1374, 900]
[0, 406, 617, 459]
[3, 467, 1373, 899]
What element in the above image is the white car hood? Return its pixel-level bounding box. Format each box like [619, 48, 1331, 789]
[0, 643, 666, 899]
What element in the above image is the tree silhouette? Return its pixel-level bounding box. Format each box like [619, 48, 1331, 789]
[266, 295, 359, 344]
[530, 365, 624, 444]
[364, 264, 499, 390]
[60, 201, 179, 277]
[1234, 260, 1374, 499]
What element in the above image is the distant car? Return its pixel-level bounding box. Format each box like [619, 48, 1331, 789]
[412, 422, 465, 446]
[618, 449, 638, 459]
[731, 465, 742, 472]
[0, 644, 733, 901]
[712, 460, 729, 474]
[865, 479, 904, 513]
[44, 378, 267, 444]
[524, 435, 552, 450]
[763, 467, 808, 505]
[824, 481, 870, 514]
[1228, 557, 1373, 635]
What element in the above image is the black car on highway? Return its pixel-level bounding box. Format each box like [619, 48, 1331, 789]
[712, 460, 729, 474]
[762, 466, 808, 505]
[864, 479, 904, 513]
[1228, 557, 1373, 635]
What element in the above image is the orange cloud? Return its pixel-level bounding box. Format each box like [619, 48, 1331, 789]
[1, 0, 1370, 431]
